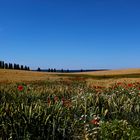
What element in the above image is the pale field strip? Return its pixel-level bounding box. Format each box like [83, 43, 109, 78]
[0, 69, 140, 86]
[87, 78, 140, 87]
[0, 69, 58, 83]
[82, 68, 140, 87]
[76, 68, 140, 75]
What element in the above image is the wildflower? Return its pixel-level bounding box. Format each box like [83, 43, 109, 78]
[136, 82, 140, 85]
[47, 97, 51, 105]
[128, 83, 133, 87]
[54, 96, 59, 103]
[62, 98, 72, 108]
[18, 85, 24, 91]
[62, 97, 65, 104]
[113, 85, 118, 89]
[90, 117, 100, 126]
[117, 82, 122, 85]
[97, 86, 102, 89]
[91, 119, 99, 125]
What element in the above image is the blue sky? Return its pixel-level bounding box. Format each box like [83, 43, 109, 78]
[0, 0, 140, 70]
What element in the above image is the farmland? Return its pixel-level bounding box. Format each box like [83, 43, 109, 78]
[0, 69, 140, 139]
[1, 68, 140, 86]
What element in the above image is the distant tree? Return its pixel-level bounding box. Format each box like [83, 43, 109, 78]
[27, 67, 30, 71]
[48, 68, 51, 72]
[8, 63, 10, 69]
[4, 63, 8, 69]
[11, 63, 13, 69]
[16, 64, 20, 70]
[54, 68, 56, 72]
[24, 66, 28, 70]
[81, 69, 83, 72]
[14, 64, 17, 69]
[21, 65, 24, 70]
[9, 63, 13, 69]
[37, 67, 41, 71]
[61, 69, 64, 73]
[0, 61, 2, 68]
[2, 61, 4, 69]
[50, 68, 54, 72]
[0, 61, 4, 69]
[67, 69, 69, 73]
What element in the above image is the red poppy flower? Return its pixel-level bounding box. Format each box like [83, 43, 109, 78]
[62, 97, 65, 103]
[47, 98, 51, 105]
[64, 100, 72, 108]
[117, 82, 122, 85]
[97, 86, 102, 89]
[90, 118, 100, 125]
[136, 82, 140, 85]
[62, 98, 71, 108]
[54, 96, 59, 103]
[128, 84, 133, 87]
[18, 85, 24, 91]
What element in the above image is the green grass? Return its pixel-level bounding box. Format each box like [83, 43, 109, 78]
[0, 80, 140, 139]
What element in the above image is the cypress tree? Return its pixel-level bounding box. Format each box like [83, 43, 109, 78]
[2, 61, 4, 69]
[27, 67, 30, 71]
[8, 63, 11, 69]
[4, 63, 8, 69]
[16, 64, 20, 70]
[14, 64, 16, 69]
[24, 66, 28, 70]
[37, 67, 41, 71]
[10, 63, 13, 69]
[21, 65, 24, 70]
[48, 68, 51, 72]
[61, 69, 64, 73]
[50, 68, 54, 72]
[0, 61, 2, 68]
[11, 63, 13, 69]
[54, 68, 56, 72]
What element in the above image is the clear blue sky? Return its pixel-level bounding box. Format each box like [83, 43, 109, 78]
[0, 0, 140, 70]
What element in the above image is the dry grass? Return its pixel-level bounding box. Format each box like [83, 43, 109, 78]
[1, 69, 140, 86]
[87, 78, 140, 88]
[0, 69, 58, 83]
[78, 68, 140, 87]
[76, 68, 140, 75]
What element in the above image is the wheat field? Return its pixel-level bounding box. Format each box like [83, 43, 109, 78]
[0, 69, 140, 86]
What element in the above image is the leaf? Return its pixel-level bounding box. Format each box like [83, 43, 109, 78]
[135, 105, 140, 112]
[104, 109, 108, 117]
[45, 114, 51, 125]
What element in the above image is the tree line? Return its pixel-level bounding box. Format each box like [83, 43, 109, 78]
[0, 60, 84, 73]
[37, 67, 69, 72]
[37, 67, 83, 73]
[0, 60, 30, 71]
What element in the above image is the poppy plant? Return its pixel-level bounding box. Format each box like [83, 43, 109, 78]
[54, 96, 59, 103]
[117, 82, 122, 85]
[62, 97, 65, 104]
[62, 97, 72, 108]
[18, 85, 24, 91]
[128, 83, 133, 87]
[47, 97, 51, 105]
[90, 117, 100, 126]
